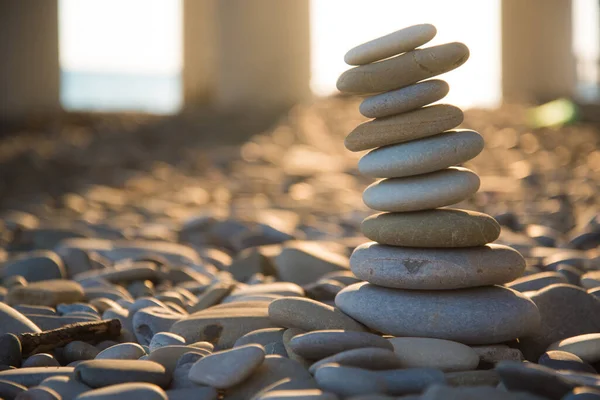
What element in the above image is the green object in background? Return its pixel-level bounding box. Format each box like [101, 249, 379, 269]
[527, 98, 579, 128]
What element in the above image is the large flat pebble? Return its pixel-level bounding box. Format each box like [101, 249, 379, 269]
[350, 242, 523, 290]
[345, 105, 463, 152]
[359, 80, 449, 119]
[363, 167, 479, 212]
[188, 344, 265, 388]
[289, 330, 393, 360]
[0, 303, 41, 335]
[335, 283, 540, 344]
[7, 280, 84, 307]
[74, 360, 170, 389]
[268, 297, 366, 332]
[358, 129, 483, 177]
[361, 209, 500, 248]
[337, 43, 469, 94]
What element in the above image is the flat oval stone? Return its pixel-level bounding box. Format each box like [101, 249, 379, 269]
[361, 209, 500, 248]
[0, 379, 27, 399]
[308, 347, 402, 373]
[335, 283, 540, 344]
[149, 332, 186, 352]
[289, 330, 393, 360]
[2, 251, 66, 282]
[16, 386, 61, 399]
[358, 129, 483, 178]
[224, 355, 313, 400]
[268, 297, 366, 332]
[538, 351, 596, 374]
[363, 167, 479, 212]
[6, 280, 84, 307]
[388, 337, 479, 372]
[146, 345, 208, 376]
[337, 42, 469, 94]
[359, 79, 449, 119]
[0, 367, 74, 387]
[74, 360, 170, 389]
[548, 333, 600, 363]
[0, 303, 41, 335]
[76, 382, 167, 400]
[0, 334, 23, 367]
[349, 242, 524, 290]
[95, 343, 146, 360]
[518, 284, 600, 360]
[507, 272, 568, 292]
[188, 344, 265, 389]
[344, 24, 437, 65]
[345, 104, 463, 152]
[39, 376, 92, 400]
[170, 307, 277, 350]
[165, 387, 218, 400]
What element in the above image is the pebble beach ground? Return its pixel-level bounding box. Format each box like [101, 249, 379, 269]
[2, 81, 600, 398]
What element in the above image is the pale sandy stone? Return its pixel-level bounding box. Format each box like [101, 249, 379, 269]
[548, 333, 600, 363]
[362, 167, 480, 212]
[345, 104, 463, 152]
[358, 129, 483, 178]
[359, 80, 449, 118]
[344, 24, 437, 65]
[337, 42, 469, 94]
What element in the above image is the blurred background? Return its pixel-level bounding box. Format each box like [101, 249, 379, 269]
[1, 0, 600, 253]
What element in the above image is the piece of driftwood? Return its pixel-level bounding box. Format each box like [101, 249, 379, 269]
[18, 319, 121, 357]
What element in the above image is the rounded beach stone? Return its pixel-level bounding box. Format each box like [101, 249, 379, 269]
[358, 129, 483, 178]
[170, 306, 276, 350]
[16, 386, 61, 399]
[564, 387, 600, 400]
[188, 344, 265, 389]
[361, 209, 500, 248]
[289, 330, 393, 360]
[2, 251, 66, 283]
[268, 297, 366, 332]
[387, 337, 479, 372]
[0, 367, 75, 387]
[363, 167, 479, 212]
[344, 24, 437, 65]
[0, 303, 41, 335]
[506, 272, 568, 292]
[349, 242, 524, 290]
[345, 104, 463, 152]
[335, 282, 540, 344]
[308, 347, 402, 373]
[0, 379, 27, 399]
[74, 360, 170, 389]
[538, 350, 596, 374]
[95, 343, 146, 360]
[224, 355, 313, 400]
[359, 79, 449, 119]
[76, 382, 167, 400]
[518, 284, 600, 360]
[132, 306, 183, 346]
[63, 341, 100, 363]
[0, 334, 23, 367]
[165, 387, 218, 400]
[22, 353, 60, 368]
[337, 42, 469, 94]
[548, 333, 600, 363]
[149, 332, 186, 352]
[6, 280, 84, 307]
[39, 376, 93, 400]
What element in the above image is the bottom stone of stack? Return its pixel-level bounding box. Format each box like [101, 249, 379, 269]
[335, 282, 541, 345]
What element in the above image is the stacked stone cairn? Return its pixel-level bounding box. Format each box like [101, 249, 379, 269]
[334, 24, 542, 345]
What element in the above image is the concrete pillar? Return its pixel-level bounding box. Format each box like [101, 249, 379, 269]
[215, 0, 311, 110]
[182, 0, 217, 106]
[501, 0, 576, 103]
[0, 0, 60, 121]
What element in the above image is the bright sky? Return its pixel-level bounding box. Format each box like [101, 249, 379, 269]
[59, 0, 598, 110]
[59, 0, 182, 74]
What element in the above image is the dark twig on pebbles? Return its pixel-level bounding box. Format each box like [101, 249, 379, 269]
[18, 319, 121, 357]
